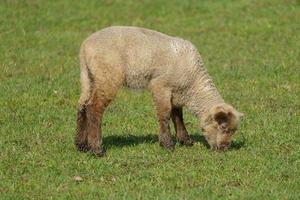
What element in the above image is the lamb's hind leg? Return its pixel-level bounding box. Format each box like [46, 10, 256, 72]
[75, 82, 115, 156]
[85, 91, 112, 157]
[75, 54, 123, 156]
[150, 80, 174, 150]
[75, 103, 89, 152]
[171, 107, 194, 146]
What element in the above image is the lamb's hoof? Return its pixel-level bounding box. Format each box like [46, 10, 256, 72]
[178, 137, 194, 147]
[159, 140, 175, 151]
[75, 141, 90, 152]
[91, 147, 106, 157]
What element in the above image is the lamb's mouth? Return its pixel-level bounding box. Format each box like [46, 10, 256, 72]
[210, 143, 230, 151]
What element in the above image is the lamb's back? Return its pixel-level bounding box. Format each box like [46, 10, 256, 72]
[81, 26, 202, 89]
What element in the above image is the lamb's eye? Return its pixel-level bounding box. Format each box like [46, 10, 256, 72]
[226, 128, 237, 135]
[222, 128, 233, 135]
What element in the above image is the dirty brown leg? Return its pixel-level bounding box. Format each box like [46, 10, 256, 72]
[85, 93, 110, 157]
[75, 104, 89, 152]
[171, 107, 194, 146]
[150, 81, 174, 151]
[75, 58, 123, 156]
[75, 95, 109, 156]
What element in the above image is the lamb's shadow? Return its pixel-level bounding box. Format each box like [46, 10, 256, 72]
[103, 133, 245, 150]
[230, 139, 246, 150]
[103, 134, 158, 149]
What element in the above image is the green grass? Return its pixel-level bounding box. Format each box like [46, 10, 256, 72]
[0, 0, 299, 199]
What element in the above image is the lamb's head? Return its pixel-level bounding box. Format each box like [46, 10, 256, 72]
[201, 103, 243, 151]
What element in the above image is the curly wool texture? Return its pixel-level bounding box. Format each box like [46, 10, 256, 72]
[79, 26, 224, 122]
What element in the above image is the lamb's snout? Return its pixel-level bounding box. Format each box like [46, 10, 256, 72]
[211, 142, 231, 151]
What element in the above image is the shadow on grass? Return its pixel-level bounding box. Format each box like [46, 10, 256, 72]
[103, 133, 245, 150]
[103, 134, 158, 149]
[230, 140, 246, 151]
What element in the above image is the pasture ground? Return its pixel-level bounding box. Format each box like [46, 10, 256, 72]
[0, 0, 299, 199]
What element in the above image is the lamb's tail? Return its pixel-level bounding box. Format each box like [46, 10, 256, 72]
[75, 48, 94, 150]
[78, 49, 93, 110]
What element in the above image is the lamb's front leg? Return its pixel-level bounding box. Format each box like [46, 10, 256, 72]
[150, 82, 174, 151]
[171, 107, 194, 146]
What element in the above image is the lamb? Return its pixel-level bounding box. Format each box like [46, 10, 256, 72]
[75, 26, 243, 156]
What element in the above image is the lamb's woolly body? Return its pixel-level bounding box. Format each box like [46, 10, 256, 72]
[76, 26, 242, 155]
[79, 26, 223, 122]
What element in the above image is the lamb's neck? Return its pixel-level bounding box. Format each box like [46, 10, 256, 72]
[186, 73, 224, 120]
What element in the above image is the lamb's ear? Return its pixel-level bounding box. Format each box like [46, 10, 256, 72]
[212, 106, 231, 129]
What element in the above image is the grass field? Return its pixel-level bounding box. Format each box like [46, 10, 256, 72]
[0, 0, 300, 199]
